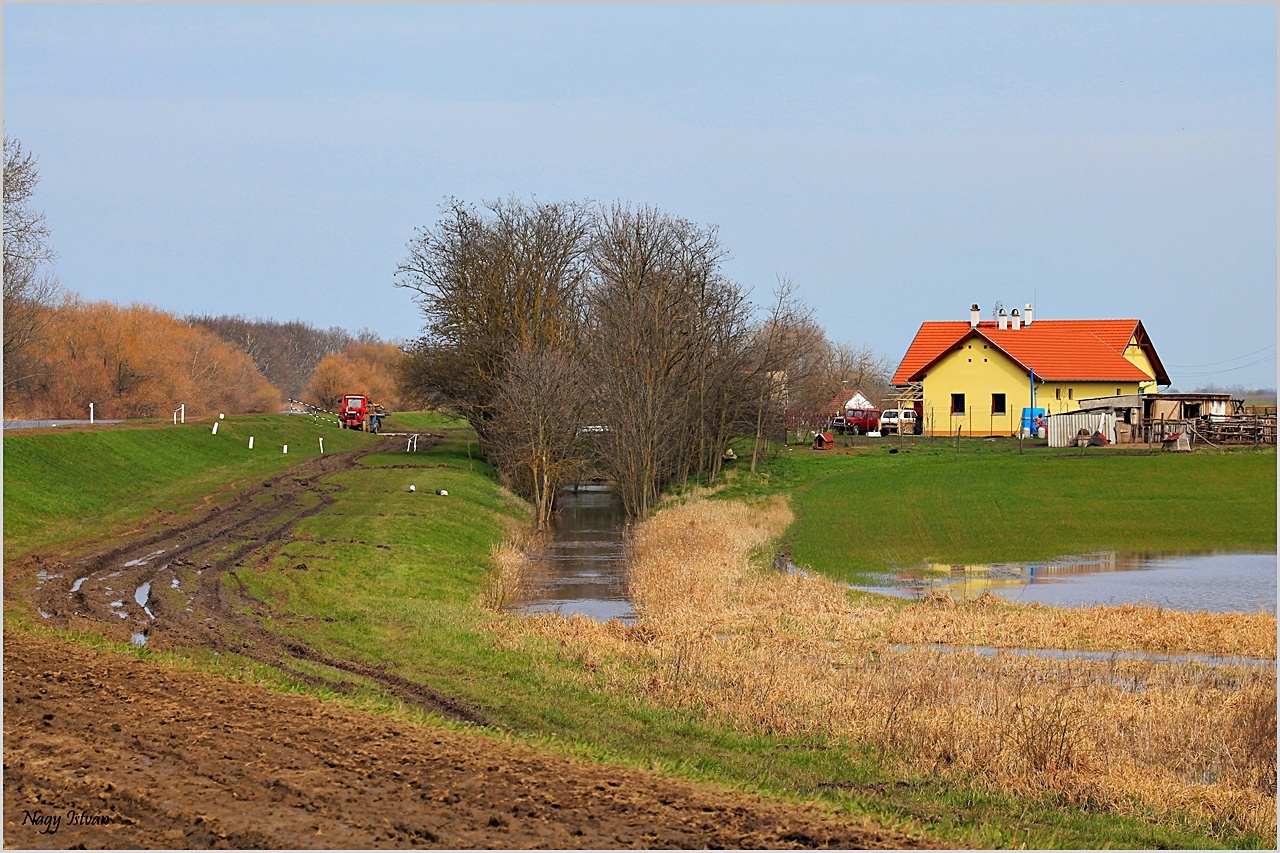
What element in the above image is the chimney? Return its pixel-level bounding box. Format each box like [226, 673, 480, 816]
[969, 304, 980, 329]
[1024, 303, 1033, 327]
[1011, 308, 1022, 331]
[997, 308, 1008, 331]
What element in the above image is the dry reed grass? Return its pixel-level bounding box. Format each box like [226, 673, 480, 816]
[495, 496, 1277, 840]
[480, 527, 547, 612]
[883, 593, 1276, 658]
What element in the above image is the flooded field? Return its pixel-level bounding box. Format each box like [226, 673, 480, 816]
[854, 551, 1277, 614]
[513, 486, 633, 622]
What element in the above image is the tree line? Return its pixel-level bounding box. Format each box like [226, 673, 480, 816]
[395, 198, 892, 525]
[3, 135, 406, 420]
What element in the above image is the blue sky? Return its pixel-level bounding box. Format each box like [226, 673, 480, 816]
[5, 4, 1276, 388]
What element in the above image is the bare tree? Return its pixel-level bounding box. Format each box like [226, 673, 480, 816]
[487, 345, 587, 529]
[585, 204, 752, 516]
[4, 135, 62, 390]
[745, 278, 821, 471]
[187, 314, 354, 401]
[395, 197, 592, 447]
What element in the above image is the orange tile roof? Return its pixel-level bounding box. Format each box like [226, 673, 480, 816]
[892, 319, 1168, 384]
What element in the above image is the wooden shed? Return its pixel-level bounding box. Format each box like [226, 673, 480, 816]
[812, 432, 836, 450]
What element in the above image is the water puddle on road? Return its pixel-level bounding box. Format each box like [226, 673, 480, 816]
[134, 582, 154, 619]
[512, 486, 634, 623]
[124, 549, 167, 568]
[131, 633, 147, 647]
[851, 552, 1277, 614]
[70, 577, 88, 594]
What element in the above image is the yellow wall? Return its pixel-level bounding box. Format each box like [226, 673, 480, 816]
[1122, 335, 1160, 394]
[921, 342, 1033, 436]
[920, 342, 1146, 435]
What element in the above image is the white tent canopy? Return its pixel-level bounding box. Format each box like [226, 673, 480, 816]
[843, 391, 875, 410]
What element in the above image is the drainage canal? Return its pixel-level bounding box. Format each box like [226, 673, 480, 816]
[851, 552, 1277, 614]
[513, 486, 633, 623]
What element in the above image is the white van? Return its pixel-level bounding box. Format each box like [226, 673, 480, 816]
[879, 408, 920, 435]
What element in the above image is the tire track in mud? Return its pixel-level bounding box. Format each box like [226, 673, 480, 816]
[15, 433, 490, 727]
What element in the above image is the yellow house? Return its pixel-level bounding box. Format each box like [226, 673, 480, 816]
[891, 304, 1169, 436]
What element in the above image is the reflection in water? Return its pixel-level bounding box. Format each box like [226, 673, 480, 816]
[513, 486, 633, 623]
[854, 552, 1277, 614]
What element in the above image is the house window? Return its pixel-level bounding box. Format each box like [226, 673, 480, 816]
[1068, 388, 1073, 400]
[951, 394, 966, 415]
[991, 394, 1006, 415]
[1055, 387, 1061, 400]
[1116, 388, 1121, 396]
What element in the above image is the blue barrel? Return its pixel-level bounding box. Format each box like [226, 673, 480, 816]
[1021, 407, 1046, 433]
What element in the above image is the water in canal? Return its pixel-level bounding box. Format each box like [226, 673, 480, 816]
[513, 486, 633, 622]
[851, 551, 1277, 614]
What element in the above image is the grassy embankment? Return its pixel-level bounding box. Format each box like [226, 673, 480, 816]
[4, 420, 1275, 848]
[3, 414, 379, 560]
[713, 436, 1276, 582]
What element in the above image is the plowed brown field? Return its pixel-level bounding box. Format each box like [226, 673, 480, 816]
[3, 632, 935, 849]
[4, 441, 940, 849]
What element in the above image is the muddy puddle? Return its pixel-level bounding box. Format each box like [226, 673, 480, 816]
[513, 486, 633, 623]
[135, 581, 154, 619]
[852, 551, 1277, 614]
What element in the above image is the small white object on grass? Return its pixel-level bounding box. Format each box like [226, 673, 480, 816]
[436, 489, 449, 496]
[219, 413, 224, 420]
[212, 422, 219, 435]
[283, 444, 288, 454]
[409, 484, 416, 492]
[249, 436, 254, 449]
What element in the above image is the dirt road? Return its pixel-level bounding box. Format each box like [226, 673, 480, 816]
[12, 439, 486, 726]
[5, 441, 939, 849]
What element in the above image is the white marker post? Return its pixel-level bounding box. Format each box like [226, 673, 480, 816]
[173, 404, 185, 425]
[212, 422, 219, 435]
[318, 437, 324, 454]
[283, 445, 288, 454]
[249, 436, 254, 449]
[89, 403, 94, 425]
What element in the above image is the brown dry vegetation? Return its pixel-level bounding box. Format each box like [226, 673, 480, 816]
[4, 296, 280, 420]
[490, 498, 1278, 841]
[307, 341, 407, 411]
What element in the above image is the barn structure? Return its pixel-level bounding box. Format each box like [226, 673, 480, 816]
[1056, 392, 1277, 446]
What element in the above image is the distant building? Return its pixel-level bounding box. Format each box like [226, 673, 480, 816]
[890, 303, 1170, 436]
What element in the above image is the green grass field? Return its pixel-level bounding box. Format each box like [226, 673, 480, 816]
[4, 420, 1275, 849]
[2, 414, 377, 558]
[380, 410, 469, 431]
[715, 437, 1276, 581]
